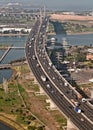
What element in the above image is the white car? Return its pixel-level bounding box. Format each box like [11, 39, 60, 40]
[81, 98, 86, 102]
[46, 84, 51, 88]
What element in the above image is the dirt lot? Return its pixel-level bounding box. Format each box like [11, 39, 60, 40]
[18, 72, 66, 130]
[50, 14, 93, 21]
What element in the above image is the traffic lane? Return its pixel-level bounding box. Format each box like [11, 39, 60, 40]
[79, 102, 93, 121]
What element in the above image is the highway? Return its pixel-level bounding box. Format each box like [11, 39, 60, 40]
[25, 16, 93, 130]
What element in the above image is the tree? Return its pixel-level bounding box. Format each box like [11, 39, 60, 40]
[28, 126, 36, 130]
[76, 53, 86, 62]
[38, 126, 44, 130]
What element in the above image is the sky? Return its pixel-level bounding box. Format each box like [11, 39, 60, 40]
[0, 0, 93, 11]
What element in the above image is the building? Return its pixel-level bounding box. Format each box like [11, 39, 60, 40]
[86, 49, 93, 60]
[86, 53, 93, 60]
[0, 27, 31, 33]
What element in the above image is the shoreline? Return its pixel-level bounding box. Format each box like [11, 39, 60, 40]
[0, 33, 28, 37]
[67, 31, 93, 35]
[0, 32, 93, 37]
[0, 113, 25, 130]
[48, 31, 93, 36]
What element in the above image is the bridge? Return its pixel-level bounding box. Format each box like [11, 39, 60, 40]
[0, 46, 25, 49]
[0, 47, 11, 63]
[0, 46, 25, 63]
[0, 61, 26, 69]
[25, 15, 93, 130]
[0, 64, 11, 69]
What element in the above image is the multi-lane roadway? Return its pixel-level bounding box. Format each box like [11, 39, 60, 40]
[25, 17, 93, 130]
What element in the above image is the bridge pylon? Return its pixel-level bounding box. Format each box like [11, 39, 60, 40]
[3, 77, 8, 94]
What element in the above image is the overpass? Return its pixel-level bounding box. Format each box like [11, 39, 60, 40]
[25, 16, 93, 130]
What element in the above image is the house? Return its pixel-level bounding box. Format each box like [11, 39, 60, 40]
[86, 49, 93, 60]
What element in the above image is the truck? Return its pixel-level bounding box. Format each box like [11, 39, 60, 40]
[41, 75, 47, 82]
[64, 82, 68, 86]
[77, 93, 82, 99]
[71, 99, 79, 106]
[74, 107, 81, 113]
[49, 62, 52, 67]
[32, 55, 35, 60]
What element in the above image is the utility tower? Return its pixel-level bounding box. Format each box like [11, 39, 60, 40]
[40, 8, 42, 24]
[3, 77, 8, 94]
[43, 5, 46, 18]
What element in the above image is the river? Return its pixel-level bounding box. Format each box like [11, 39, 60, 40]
[0, 121, 13, 130]
[0, 36, 27, 83]
[49, 33, 93, 46]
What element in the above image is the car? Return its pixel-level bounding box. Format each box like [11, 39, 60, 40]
[51, 90, 54, 93]
[64, 82, 68, 86]
[49, 62, 52, 66]
[81, 98, 86, 102]
[74, 102, 80, 107]
[31, 37, 34, 41]
[46, 84, 51, 88]
[29, 41, 31, 44]
[74, 107, 81, 113]
[41, 75, 47, 82]
[48, 67, 50, 70]
[36, 63, 40, 67]
[32, 55, 35, 59]
[81, 118, 84, 121]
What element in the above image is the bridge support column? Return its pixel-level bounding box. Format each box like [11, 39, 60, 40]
[67, 118, 77, 130]
[46, 99, 57, 110]
[3, 78, 8, 94]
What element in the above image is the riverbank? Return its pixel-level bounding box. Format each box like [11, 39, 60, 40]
[67, 31, 93, 35]
[48, 30, 93, 36]
[0, 30, 93, 37]
[0, 33, 28, 37]
[0, 113, 25, 130]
